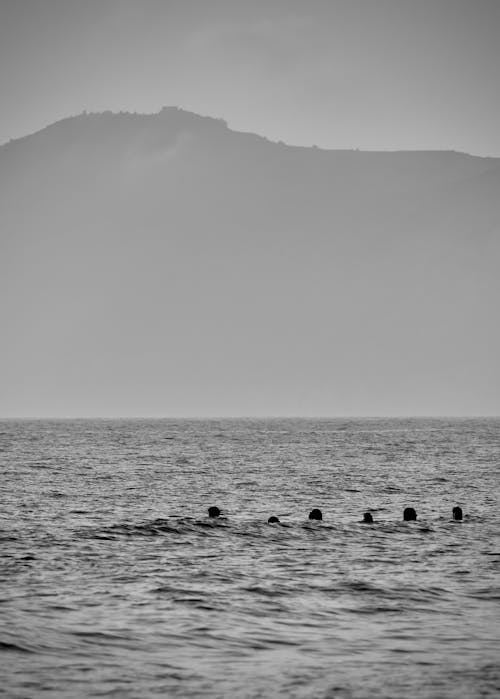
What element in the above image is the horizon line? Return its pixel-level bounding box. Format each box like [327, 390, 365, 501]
[1, 415, 499, 420]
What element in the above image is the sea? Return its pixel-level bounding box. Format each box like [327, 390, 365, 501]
[1, 417, 499, 699]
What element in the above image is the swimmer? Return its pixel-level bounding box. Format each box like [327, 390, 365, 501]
[452, 506, 463, 521]
[362, 512, 374, 524]
[208, 506, 221, 518]
[403, 507, 417, 521]
[308, 508, 323, 521]
[268, 515, 280, 524]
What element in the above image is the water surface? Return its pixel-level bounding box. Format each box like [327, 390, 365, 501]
[1, 418, 499, 697]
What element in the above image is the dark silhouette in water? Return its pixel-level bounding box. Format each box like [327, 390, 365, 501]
[403, 507, 417, 521]
[309, 509, 322, 521]
[362, 512, 374, 523]
[452, 506, 463, 520]
[268, 516, 280, 524]
[208, 506, 221, 518]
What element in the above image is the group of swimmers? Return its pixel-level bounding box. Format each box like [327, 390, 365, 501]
[207, 505, 464, 523]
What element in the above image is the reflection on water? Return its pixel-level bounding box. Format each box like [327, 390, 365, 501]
[1, 418, 500, 698]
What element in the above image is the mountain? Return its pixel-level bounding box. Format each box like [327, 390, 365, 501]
[1, 107, 499, 416]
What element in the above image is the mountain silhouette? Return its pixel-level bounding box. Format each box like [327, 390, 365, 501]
[1, 107, 499, 416]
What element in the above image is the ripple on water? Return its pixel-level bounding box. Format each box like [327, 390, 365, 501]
[1, 417, 499, 698]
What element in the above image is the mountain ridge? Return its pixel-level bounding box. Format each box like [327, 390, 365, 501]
[1, 106, 499, 417]
[2, 106, 499, 162]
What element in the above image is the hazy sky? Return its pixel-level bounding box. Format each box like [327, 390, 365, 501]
[1, 0, 499, 155]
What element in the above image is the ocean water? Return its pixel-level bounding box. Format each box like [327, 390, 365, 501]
[1, 417, 499, 699]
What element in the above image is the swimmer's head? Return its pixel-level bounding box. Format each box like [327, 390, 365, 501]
[403, 507, 417, 521]
[208, 506, 221, 518]
[363, 512, 374, 523]
[268, 516, 280, 524]
[308, 508, 323, 521]
[452, 506, 463, 521]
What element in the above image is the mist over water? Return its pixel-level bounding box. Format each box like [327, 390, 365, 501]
[2, 110, 500, 418]
[1, 418, 499, 698]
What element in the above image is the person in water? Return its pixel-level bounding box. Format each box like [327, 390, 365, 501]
[208, 506, 221, 518]
[268, 515, 280, 524]
[452, 506, 463, 521]
[362, 512, 373, 523]
[308, 508, 322, 521]
[403, 507, 417, 521]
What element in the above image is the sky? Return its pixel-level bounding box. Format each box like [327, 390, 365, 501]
[1, 0, 500, 156]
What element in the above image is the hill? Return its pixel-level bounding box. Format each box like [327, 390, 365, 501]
[1, 107, 499, 416]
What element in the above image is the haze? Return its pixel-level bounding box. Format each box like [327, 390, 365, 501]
[1, 109, 499, 417]
[1, 1, 499, 417]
